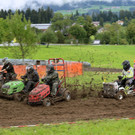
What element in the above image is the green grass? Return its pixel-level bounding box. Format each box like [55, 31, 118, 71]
[34, 45, 135, 68]
[0, 119, 135, 135]
[67, 71, 119, 89]
[0, 45, 135, 69]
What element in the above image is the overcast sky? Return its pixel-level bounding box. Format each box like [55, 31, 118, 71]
[0, 0, 133, 10]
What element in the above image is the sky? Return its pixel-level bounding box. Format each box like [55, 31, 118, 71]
[0, 0, 134, 10]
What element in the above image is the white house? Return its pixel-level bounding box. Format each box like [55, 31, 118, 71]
[92, 21, 100, 27]
[31, 24, 51, 31]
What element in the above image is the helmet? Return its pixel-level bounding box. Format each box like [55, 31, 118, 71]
[46, 64, 54, 73]
[2, 57, 9, 65]
[122, 60, 130, 71]
[26, 65, 34, 73]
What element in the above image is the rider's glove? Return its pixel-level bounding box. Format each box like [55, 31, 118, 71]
[118, 76, 123, 80]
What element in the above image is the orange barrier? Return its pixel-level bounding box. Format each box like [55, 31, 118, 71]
[0, 62, 83, 79]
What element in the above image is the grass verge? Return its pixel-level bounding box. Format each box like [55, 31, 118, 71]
[0, 119, 135, 135]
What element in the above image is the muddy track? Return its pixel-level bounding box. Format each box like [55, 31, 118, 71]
[0, 96, 135, 127]
[84, 67, 122, 72]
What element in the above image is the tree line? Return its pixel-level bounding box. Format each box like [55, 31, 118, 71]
[92, 10, 135, 25]
[0, 7, 53, 24]
[1, 8, 135, 25]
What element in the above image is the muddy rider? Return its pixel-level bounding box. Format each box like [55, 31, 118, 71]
[0, 57, 16, 82]
[118, 60, 133, 87]
[41, 64, 60, 96]
[21, 65, 39, 93]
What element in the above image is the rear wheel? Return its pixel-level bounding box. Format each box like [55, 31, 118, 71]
[64, 90, 71, 102]
[43, 98, 51, 107]
[115, 91, 124, 100]
[14, 93, 22, 101]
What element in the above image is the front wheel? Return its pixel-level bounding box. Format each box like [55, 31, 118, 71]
[43, 98, 51, 107]
[98, 90, 104, 98]
[64, 90, 71, 102]
[115, 91, 125, 100]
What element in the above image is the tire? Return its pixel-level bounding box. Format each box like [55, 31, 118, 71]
[64, 90, 71, 102]
[43, 98, 51, 107]
[115, 91, 124, 100]
[14, 93, 22, 101]
[98, 91, 104, 98]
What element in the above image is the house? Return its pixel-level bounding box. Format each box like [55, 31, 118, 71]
[116, 20, 124, 25]
[31, 24, 51, 31]
[72, 23, 83, 27]
[92, 21, 100, 27]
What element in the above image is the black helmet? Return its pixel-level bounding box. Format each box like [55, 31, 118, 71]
[122, 60, 130, 71]
[2, 57, 9, 65]
[26, 65, 34, 73]
[46, 64, 54, 73]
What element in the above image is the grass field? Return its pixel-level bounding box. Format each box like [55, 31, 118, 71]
[67, 71, 119, 89]
[0, 119, 135, 135]
[0, 45, 134, 69]
[34, 45, 135, 68]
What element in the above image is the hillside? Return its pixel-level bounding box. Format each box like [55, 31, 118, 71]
[43, 0, 135, 15]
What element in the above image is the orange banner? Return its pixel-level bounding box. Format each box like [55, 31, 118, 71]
[0, 62, 83, 79]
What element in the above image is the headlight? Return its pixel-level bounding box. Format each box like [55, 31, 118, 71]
[2, 85, 10, 89]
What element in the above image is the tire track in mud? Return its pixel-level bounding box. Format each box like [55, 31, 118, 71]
[0, 95, 135, 127]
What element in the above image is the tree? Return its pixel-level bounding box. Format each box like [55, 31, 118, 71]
[0, 18, 12, 43]
[40, 29, 58, 48]
[69, 24, 87, 43]
[51, 12, 63, 23]
[96, 32, 110, 44]
[76, 16, 85, 25]
[56, 30, 65, 43]
[99, 17, 104, 26]
[25, 8, 31, 21]
[2, 11, 37, 61]
[83, 16, 97, 43]
[126, 19, 135, 44]
[51, 13, 72, 37]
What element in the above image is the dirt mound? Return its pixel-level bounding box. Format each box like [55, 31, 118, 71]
[0, 92, 135, 127]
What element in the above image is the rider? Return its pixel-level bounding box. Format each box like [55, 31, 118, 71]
[41, 64, 60, 96]
[21, 65, 39, 93]
[1, 57, 16, 82]
[119, 60, 133, 87]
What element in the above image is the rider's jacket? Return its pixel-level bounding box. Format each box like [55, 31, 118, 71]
[42, 71, 59, 85]
[22, 69, 39, 83]
[122, 67, 133, 79]
[2, 62, 15, 74]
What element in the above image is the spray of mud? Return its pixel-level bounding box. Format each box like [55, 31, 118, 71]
[67, 78, 102, 100]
